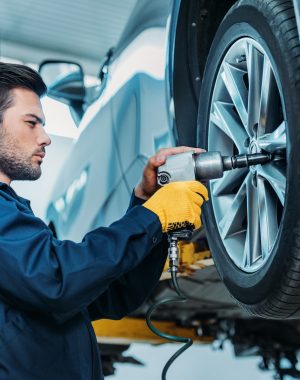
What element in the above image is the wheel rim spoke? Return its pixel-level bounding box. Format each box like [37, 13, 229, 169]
[212, 167, 247, 196]
[256, 163, 286, 205]
[258, 56, 277, 137]
[257, 121, 286, 153]
[210, 101, 248, 153]
[242, 175, 261, 268]
[219, 178, 247, 240]
[246, 42, 264, 137]
[257, 176, 278, 258]
[221, 61, 248, 129]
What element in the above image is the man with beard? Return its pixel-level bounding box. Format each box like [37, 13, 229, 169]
[0, 62, 208, 380]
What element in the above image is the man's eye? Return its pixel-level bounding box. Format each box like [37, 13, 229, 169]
[26, 121, 36, 126]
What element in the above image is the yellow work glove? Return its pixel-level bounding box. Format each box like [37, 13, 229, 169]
[143, 181, 208, 233]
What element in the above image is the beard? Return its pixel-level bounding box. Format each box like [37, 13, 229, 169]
[0, 128, 42, 181]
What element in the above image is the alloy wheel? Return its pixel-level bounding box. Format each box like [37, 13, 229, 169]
[208, 38, 287, 273]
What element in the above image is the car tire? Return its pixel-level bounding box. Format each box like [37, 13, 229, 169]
[197, 0, 300, 318]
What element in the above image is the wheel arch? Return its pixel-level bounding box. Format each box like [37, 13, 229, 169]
[172, 0, 236, 146]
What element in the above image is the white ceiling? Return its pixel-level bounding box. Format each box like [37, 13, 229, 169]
[0, 0, 137, 74]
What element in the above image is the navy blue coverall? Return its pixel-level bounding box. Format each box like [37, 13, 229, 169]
[0, 182, 167, 379]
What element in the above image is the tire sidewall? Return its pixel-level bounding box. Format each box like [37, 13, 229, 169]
[197, 2, 300, 305]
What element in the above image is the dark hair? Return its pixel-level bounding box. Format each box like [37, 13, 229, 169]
[0, 62, 47, 123]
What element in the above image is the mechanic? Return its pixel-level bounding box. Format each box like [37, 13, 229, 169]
[0, 62, 208, 379]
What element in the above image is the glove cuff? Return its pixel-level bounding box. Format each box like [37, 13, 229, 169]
[143, 203, 166, 232]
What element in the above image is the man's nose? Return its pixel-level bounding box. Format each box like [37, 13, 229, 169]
[37, 127, 51, 147]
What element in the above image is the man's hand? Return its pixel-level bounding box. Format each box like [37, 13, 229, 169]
[134, 146, 206, 200]
[143, 181, 208, 233]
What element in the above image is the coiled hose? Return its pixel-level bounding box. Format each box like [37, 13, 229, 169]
[146, 270, 193, 380]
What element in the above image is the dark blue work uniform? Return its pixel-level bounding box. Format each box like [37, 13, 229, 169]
[0, 183, 167, 379]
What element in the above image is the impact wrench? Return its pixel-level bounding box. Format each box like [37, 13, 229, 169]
[157, 150, 273, 185]
[146, 151, 274, 380]
[158, 150, 273, 272]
